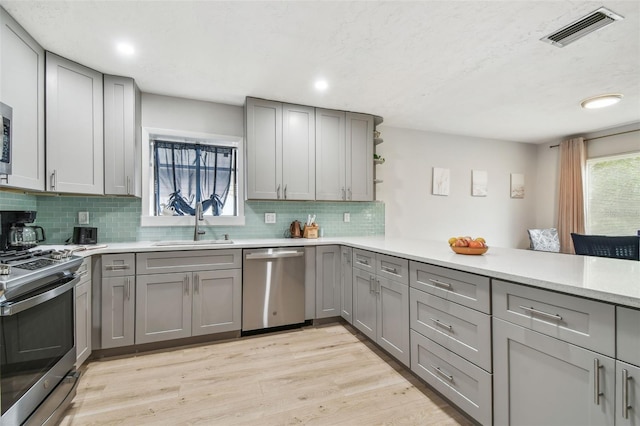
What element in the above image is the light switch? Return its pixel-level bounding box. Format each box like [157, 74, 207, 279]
[78, 211, 90, 224]
[265, 213, 276, 224]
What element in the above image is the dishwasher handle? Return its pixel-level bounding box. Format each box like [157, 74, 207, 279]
[245, 251, 304, 260]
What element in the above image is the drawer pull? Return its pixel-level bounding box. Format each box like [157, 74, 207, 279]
[622, 369, 632, 419]
[428, 278, 452, 289]
[594, 358, 603, 405]
[430, 365, 454, 382]
[430, 318, 453, 331]
[519, 305, 562, 321]
[381, 265, 398, 275]
[106, 264, 130, 271]
[358, 258, 370, 266]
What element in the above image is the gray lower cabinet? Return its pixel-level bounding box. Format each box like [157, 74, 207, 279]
[192, 269, 242, 336]
[315, 245, 341, 319]
[74, 257, 92, 366]
[101, 275, 135, 349]
[353, 267, 377, 341]
[340, 246, 353, 323]
[616, 360, 640, 426]
[493, 317, 615, 426]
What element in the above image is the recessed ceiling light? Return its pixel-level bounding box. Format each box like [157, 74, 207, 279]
[116, 42, 135, 56]
[580, 94, 623, 109]
[314, 80, 329, 91]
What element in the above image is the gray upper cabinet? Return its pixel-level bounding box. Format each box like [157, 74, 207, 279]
[0, 8, 45, 191]
[45, 52, 104, 194]
[104, 75, 141, 196]
[245, 97, 315, 200]
[316, 110, 374, 201]
[315, 245, 341, 319]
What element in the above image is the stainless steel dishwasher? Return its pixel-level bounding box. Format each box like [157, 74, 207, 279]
[242, 248, 305, 331]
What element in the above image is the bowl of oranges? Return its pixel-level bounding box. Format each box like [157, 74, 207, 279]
[448, 236, 488, 255]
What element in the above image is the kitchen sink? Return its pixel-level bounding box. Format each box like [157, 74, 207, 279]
[153, 240, 234, 246]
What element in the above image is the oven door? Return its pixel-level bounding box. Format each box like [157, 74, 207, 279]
[0, 275, 78, 425]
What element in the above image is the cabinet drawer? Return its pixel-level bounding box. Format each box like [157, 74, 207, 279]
[493, 280, 615, 357]
[76, 257, 92, 284]
[410, 261, 490, 314]
[101, 253, 135, 277]
[411, 330, 492, 426]
[376, 253, 408, 285]
[352, 249, 375, 272]
[137, 249, 241, 275]
[617, 307, 640, 366]
[410, 288, 491, 372]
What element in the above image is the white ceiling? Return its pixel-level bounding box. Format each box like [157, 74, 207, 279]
[2, 0, 639, 144]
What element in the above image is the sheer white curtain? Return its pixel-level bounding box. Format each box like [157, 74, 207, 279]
[557, 137, 586, 253]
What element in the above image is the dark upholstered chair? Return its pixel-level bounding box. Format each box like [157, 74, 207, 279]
[571, 233, 640, 261]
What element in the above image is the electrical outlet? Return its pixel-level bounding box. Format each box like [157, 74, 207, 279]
[265, 213, 276, 224]
[78, 211, 90, 224]
[343, 212, 350, 223]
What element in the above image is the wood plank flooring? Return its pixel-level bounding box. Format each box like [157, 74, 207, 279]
[60, 324, 473, 425]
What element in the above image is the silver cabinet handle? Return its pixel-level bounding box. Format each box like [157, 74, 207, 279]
[381, 265, 398, 275]
[276, 184, 281, 199]
[126, 176, 131, 195]
[431, 365, 454, 382]
[369, 276, 374, 293]
[284, 184, 287, 199]
[376, 279, 381, 295]
[594, 358, 603, 405]
[428, 278, 451, 289]
[430, 318, 453, 331]
[50, 170, 57, 190]
[184, 275, 190, 295]
[347, 187, 352, 200]
[357, 258, 369, 266]
[622, 369, 632, 419]
[194, 274, 200, 294]
[106, 264, 130, 271]
[519, 306, 563, 322]
[126, 277, 131, 300]
[341, 187, 346, 201]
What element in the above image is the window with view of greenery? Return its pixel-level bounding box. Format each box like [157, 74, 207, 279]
[585, 152, 640, 235]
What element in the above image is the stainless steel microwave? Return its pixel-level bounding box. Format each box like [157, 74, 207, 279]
[0, 102, 12, 175]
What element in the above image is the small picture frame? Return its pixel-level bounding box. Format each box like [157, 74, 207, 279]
[510, 173, 525, 198]
[432, 167, 450, 196]
[472, 170, 488, 197]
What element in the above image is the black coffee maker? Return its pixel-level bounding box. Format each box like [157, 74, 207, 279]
[0, 210, 40, 251]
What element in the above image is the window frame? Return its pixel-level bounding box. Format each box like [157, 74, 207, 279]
[141, 127, 245, 227]
[584, 150, 640, 235]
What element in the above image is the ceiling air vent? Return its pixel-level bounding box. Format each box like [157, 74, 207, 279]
[541, 7, 624, 47]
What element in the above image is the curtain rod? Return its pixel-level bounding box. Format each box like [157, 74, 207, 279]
[549, 128, 640, 148]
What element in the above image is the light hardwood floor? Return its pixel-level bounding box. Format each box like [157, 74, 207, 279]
[60, 324, 473, 425]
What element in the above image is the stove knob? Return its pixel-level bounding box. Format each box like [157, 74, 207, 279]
[50, 252, 63, 260]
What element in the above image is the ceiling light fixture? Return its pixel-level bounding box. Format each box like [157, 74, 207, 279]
[580, 94, 623, 109]
[116, 42, 135, 56]
[314, 80, 329, 91]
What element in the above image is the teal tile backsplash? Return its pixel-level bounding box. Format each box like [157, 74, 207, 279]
[0, 191, 384, 244]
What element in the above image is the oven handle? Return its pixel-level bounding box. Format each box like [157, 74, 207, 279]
[0, 277, 78, 316]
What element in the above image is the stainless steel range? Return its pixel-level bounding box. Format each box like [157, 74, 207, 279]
[0, 211, 82, 425]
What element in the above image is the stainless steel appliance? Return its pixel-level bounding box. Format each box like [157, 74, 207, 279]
[1, 211, 40, 251]
[0, 211, 82, 425]
[72, 226, 97, 245]
[0, 102, 12, 176]
[242, 248, 305, 331]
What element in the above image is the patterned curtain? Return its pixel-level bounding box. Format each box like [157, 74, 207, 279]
[557, 137, 586, 253]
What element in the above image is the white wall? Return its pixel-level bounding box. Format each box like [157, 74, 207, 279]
[376, 126, 539, 248]
[141, 93, 244, 137]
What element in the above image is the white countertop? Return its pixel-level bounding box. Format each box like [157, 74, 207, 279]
[47, 236, 640, 309]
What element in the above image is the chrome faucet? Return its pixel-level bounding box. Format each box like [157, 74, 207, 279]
[194, 202, 205, 241]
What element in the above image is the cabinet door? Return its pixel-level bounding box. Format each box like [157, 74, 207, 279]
[0, 9, 45, 191]
[616, 361, 640, 426]
[101, 276, 135, 349]
[493, 318, 615, 426]
[340, 246, 353, 324]
[135, 273, 191, 344]
[315, 245, 341, 319]
[104, 75, 141, 196]
[377, 276, 410, 366]
[315, 108, 346, 201]
[192, 269, 242, 336]
[352, 268, 377, 341]
[282, 104, 315, 200]
[346, 112, 373, 201]
[245, 97, 281, 199]
[75, 279, 91, 366]
[45, 52, 103, 194]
